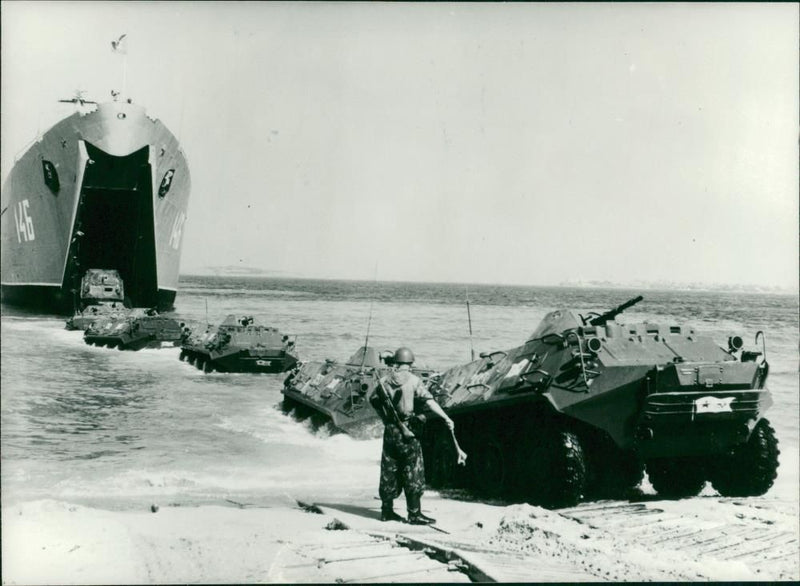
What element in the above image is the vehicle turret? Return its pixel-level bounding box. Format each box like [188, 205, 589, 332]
[78, 268, 125, 304]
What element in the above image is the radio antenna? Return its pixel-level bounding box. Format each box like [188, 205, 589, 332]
[360, 262, 379, 370]
[466, 285, 475, 361]
[362, 299, 375, 364]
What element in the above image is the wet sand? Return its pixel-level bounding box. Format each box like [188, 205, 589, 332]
[3, 447, 798, 584]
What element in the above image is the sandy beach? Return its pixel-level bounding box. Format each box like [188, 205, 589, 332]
[4, 446, 798, 584]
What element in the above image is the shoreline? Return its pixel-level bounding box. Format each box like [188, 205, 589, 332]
[4, 472, 798, 584]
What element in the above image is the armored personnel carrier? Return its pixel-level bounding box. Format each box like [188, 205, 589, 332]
[65, 269, 128, 330]
[84, 308, 188, 350]
[419, 296, 777, 508]
[282, 346, 435, 436]
[179, 315, 298, 373]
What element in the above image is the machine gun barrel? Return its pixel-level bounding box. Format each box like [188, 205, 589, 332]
[588, 295, 644, 326]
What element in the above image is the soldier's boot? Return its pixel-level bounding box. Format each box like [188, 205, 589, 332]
[380, 501, 405, 522]
[406, 493, 436, 525]
[408, 510, 436, 525]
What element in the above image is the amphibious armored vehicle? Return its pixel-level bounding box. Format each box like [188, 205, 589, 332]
[65, 269, 128, 330]
[282, 346, 435, 437]
[84, 308, 188, 350]
[179, 315, 298, 373]
[419, 296, 777, 508]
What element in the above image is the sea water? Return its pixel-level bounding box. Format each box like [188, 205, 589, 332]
[2, 278, 797, 510]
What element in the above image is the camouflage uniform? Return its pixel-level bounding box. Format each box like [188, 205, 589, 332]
[379, 418, 426, 502]
[377, 369, 433, 506]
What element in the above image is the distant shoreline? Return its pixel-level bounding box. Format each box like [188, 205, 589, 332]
[178, 272, 798, 297]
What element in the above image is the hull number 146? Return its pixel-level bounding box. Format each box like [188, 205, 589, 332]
[14, 199, 35, 243]
[169, 211, 186, 250]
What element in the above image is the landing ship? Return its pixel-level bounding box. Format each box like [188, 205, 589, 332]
[1, 97, 190, 313]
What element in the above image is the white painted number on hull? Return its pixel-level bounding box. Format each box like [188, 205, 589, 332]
[694, 396, 735, 414]
[256, 360, 272, 367]
[169, 211, 186, 250]
[13, 199, 35, 243]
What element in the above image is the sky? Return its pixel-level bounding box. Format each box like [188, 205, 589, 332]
[2, 2, 798, 290]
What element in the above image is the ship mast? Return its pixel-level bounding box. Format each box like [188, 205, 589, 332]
[111, 34, 128, 100]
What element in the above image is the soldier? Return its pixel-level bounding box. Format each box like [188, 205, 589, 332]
[370, 347, 455, 525]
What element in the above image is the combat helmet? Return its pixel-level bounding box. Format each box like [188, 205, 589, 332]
[393, 347, 415, 365]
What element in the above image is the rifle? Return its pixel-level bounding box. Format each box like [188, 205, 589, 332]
[372, 377, 416, 440]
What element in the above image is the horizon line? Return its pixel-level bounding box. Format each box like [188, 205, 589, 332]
[177, 272, 799, 295]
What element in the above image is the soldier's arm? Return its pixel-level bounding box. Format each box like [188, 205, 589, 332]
[414, 378, 455, 429]
[425, 399, 454, 430]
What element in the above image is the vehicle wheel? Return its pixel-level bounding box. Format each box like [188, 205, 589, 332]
[586, 437, 644, 500]
[709, 419, 780, 497]
[471, 438, 508, 497]
[203, 360, 214, 373]
[291, 402, 313, 421]
[603, 453, 644, 499]
[646, 457, 706, 499]
[547, 430, 587, 508]
[280, 397, 296, 415]
[196, 358, 205, 371]
[515, 428, 587, 508]
[428, 432, 458, 488]
[309, 411, 330, 431]
[179, 350, 187, 362]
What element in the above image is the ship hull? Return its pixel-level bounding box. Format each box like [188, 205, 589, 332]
[0, 283, 176, 314]
[1, 101, 190, 314]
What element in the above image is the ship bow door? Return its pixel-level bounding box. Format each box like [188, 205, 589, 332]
[67, 141, 158, 307]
